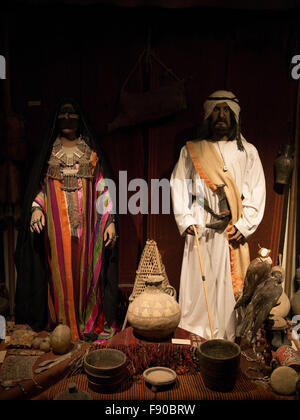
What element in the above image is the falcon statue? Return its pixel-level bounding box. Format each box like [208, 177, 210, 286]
[238, 271, 283, 343]
[235, 246, 272, 310]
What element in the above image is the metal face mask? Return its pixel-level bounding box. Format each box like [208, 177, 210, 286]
[57, 103, 80, 131]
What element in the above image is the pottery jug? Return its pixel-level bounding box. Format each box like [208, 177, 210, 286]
[274, 144, 294, 185]
[127, 274, 181, 340]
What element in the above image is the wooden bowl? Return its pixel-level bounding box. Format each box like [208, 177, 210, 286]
[84, 349, 127, 391]
[198, 339, 241, 392]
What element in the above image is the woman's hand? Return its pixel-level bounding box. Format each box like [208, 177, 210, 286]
[30, 208, 45, 234]
[104, 223, 118, 248]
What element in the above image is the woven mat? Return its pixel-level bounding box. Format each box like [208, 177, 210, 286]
[0, 356, 39, 382]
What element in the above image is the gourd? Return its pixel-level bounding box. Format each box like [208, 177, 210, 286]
[50, 324, 72, 354]
[270, 366, 299, 395]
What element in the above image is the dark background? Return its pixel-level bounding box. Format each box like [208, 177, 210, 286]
[0, 1, 299, 298]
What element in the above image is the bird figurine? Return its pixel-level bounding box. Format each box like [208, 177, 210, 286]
[235, 245, 272, 310]
[238, 270, 283, 343]
[270, 265, 284, 282]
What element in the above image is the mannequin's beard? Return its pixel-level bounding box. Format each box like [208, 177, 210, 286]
[212, 121, 232, 137]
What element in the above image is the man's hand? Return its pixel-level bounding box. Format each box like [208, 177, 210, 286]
[185, 225, 198, 236]
[30, 208, 45, 234]
[228, 225, 244, 243]
[104, 223, 117, 248]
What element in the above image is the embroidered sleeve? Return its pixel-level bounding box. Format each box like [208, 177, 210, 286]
[32, 186, 46, 213]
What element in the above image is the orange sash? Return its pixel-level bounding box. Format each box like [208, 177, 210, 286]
[186, 139, 250, 300]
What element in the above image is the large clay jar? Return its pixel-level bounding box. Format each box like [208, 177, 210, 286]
[127, 275, 181, 341]
[274, 144, 294, 185]
[50, 324, 72, 354]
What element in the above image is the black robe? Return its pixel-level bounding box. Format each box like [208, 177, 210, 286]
[14, 98, 118, 333]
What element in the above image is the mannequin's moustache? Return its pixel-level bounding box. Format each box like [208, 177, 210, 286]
[213, 119, 228, 127]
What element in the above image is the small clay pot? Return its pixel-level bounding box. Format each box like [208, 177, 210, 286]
[32, 337, 41, 349]
[274, 144, 294, 185]
[39, 338, 51, 353]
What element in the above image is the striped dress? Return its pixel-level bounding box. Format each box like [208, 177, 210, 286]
[33, 139, 113, 340]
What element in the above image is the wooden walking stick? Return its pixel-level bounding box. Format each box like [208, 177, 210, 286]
[192, 225, 215, 339]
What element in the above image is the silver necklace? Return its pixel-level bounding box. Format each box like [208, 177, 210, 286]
[217, 141, 228, 172]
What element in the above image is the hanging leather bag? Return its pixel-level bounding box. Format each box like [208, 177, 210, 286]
[108, 50, 188, 132]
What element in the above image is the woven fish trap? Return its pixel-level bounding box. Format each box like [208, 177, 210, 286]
[122, 239, 170, 330]
[129, 239, 169, 301]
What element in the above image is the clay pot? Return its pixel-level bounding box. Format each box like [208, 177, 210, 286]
[50, 324, 72, 354]
[32, 337, 41, 349]
[274, 144, 294, 185]
[40, 338, 51, 353]
[127, 275, 181, 340]
[270, 290, 291, 318]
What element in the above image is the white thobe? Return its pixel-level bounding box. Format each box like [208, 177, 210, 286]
[170, 139, 266, 341]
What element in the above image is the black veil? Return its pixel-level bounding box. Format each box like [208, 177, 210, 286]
[14, 98, 118, 331]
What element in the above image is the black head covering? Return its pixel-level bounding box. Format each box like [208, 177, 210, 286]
[14, 98, 118, 331]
